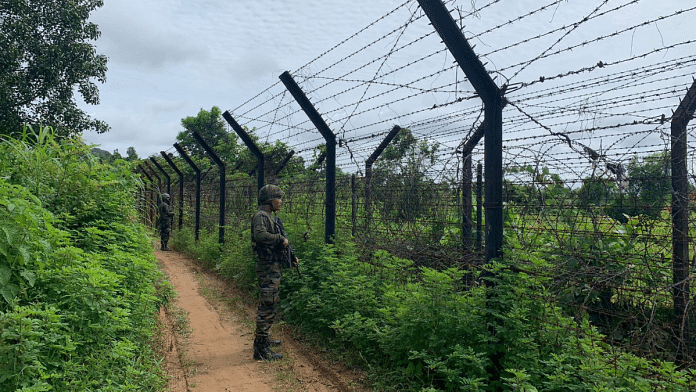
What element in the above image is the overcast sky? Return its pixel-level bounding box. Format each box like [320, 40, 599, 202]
[80, 0, 404, 157]
[80, 0, 695, 163]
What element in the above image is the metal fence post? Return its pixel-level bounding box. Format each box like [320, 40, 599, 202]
[476, 162, 483, 251]
[671, 79, 696, 363]
[462, 122, 486, 251]
[161, 151, 184, 230]
[418, 0, 506, 263]
[418, 0, 507, 384]
[150, 157, 171, 197]
[279, 71, 337, 244]
[174, 143, 201, 242]
[191, 131, 226, 245]
[351, 174, 357, 237]
[137, 164, 154, 227]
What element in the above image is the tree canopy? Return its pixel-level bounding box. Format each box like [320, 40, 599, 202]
[173, 107, 305, 179]
[372, 128, 440, 221]
[176, 106, 237, 159]
[0, 0, 109, 137]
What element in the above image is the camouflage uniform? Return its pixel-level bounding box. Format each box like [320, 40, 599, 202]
[251, 184, 293, 361]
[158, 194, 174, 250]
[251, 209, 285, 356]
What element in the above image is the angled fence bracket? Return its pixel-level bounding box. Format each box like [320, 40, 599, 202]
[222, 110, 265, 191]
[280, 71, 336, 244]
[150, 157, 171, 196]
[273, 150, 295, 177]
[192, 131, 226, 244]
[142, 160, 161, 195]
[365, 125, 401, 236]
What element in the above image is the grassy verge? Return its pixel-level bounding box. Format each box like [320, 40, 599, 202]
[0, 126, 170, 391]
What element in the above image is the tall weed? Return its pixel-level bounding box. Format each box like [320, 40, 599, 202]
[0, 126, 168, 391]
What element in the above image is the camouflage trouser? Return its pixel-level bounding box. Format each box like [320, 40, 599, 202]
[159, 222, 170, 242]
[255, 258, 282, 340]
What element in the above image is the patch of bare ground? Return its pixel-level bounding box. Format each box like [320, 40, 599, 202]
[154, 246, 370, 392]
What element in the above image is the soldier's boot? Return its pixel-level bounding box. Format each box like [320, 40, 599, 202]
[253, 337, 282, 361]
[161, 241, 165, 251]
[269, 339, 282, 347]
[163, 240, 170, 251]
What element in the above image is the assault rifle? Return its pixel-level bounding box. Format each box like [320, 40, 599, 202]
[274, 215, 301, 279]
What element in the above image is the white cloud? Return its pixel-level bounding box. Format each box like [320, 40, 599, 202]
[91, 0, 210, 69]
[79, 0, 696, 163]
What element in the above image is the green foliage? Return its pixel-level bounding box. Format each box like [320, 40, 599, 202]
[125, 146, 139, 162]
[505, 165, 568, 207]
[0, 0, 109, 137]
[372, 129, 441, 221]
[623, 152, 672, 219]
[0, 126, 167, 391]
[89, 146, 138, 164]
[167, 181, 694, 391]
[177, 106, 238, 159]
[575, 152, 672, 221]
[576, 176, 617, 210]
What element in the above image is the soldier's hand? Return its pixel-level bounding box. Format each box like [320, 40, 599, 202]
[282, 238, 289, 247]
[292, 257, 299, 267]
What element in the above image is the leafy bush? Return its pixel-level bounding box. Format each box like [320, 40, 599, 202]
[0, 125, 168, 391]
[170, 186, 695, 391]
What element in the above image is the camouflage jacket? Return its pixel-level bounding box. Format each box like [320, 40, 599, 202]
[251, 210, 285, 261]
[159, 202, 174, 226]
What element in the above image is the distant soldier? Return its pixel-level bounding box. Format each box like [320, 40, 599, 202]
[251, 184, 298, 361]
[158, 193, 174, 251]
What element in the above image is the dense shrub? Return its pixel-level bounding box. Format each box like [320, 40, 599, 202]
[0, 125, 169, 391]
[174, 204, 696, 391]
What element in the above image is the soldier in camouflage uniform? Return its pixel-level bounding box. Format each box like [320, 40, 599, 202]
[158, 193, 174, 251]
[251, 184, 298, 361]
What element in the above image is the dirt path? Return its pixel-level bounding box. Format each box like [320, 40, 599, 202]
[155, 248, 368, 392]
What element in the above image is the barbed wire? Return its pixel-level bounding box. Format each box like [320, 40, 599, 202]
[509, 0, 611, 81]
[496, 5, 696, 76]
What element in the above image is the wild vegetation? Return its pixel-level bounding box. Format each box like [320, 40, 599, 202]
[0, 125, 169, 391]
[170, 204, 696, 392]
[165, 123, 695, 390]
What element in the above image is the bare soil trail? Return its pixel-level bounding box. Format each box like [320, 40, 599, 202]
[155, 247, 368, 392]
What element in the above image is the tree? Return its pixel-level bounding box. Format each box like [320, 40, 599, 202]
[0, 0, 109, 137]
[235, 129, 304, 178]
[125, 147, 139, 162]
[576, 176, 618, 210]
[176, 106, 236, 158]
[372, 129, 440, 221]
[600, 152, 671, 221]
[625, 152, 671, 218]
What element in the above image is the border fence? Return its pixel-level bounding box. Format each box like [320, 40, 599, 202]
[138, 0, 696, 373]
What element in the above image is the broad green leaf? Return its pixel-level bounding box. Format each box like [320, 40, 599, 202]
[0, 265, 10, 286]
[0, 224, 17, 246]
[17, 245, 30, 265]
[0, 283, 18, 303]
[20, 270, 36, 287]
